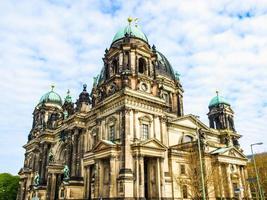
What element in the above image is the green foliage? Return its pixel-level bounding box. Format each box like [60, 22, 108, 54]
[0, 173, 19, 200]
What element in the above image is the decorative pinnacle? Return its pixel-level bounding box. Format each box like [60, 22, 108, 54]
[83, 84, 87, 91]
[216, 90, 219, 96]
[51, 84, 55, 91]
[67, 89, 70, 95]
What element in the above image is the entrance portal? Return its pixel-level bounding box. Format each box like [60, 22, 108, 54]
[144, 157, 158, 199]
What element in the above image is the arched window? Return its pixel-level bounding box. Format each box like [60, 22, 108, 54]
[183, 135, 193, 143]
[111, 59, 118, 76]
[138, 58, 146, 74]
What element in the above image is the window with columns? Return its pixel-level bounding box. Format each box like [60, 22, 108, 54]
[139, 115, 152, 141]
[142, 124, 149, 140]
[109, 125, 115, 141]
[106, 116, 117, 141]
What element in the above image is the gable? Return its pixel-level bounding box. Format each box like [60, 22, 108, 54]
[170, 114, 210, 131]
[92, 140, 116, 152]
[211, 146, 247, 160]
[140, 138, 167, 150]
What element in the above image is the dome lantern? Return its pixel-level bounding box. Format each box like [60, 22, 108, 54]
[111, 18, 148, 44]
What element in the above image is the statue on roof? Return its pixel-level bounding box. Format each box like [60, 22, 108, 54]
[175, 71, 180, 81]
[93, 75, 99, 87]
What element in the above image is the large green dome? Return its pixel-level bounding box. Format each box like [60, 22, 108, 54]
[112, 19, 148, 44]
[209, 93, 230, 107]
[39, 86, 62, 106]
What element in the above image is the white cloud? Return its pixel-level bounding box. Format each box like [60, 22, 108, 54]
[0, 0, 267, 174]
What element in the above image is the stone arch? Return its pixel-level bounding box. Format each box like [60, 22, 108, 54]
[54, 143, 68, 164]
[138, 57, 147, 74]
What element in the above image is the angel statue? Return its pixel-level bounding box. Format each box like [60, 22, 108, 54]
[63, 165, 70, 181]
[33, 172, 40, 186]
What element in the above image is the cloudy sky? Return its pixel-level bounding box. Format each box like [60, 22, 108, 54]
[0, 0, 267, 174]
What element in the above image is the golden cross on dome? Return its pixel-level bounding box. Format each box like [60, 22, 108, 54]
[127, 17, 139, 26]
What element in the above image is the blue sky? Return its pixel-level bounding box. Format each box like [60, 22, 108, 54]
[0, 0, 267, 174]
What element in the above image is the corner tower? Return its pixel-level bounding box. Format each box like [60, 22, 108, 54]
[207, 91, 235, 131]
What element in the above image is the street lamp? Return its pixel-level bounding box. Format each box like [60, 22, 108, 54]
[250, 142, 264, 200]
[194, 115, 206, 200]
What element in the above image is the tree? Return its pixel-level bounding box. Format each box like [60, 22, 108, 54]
[175, 150, 218, 199]
[247, 152, 267, 199]
[174, 142, 230, 199]
[0, 173, 19, 200]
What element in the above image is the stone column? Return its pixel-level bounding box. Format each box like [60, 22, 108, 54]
[160, 158, 165, 197]
[157, 157, 162, 198]
[49, 173, 57, 200]
[40, 143, 48, 184]
[237, 166, 244, 199]
[94, 161, 100, 198]
[139, 156, 144, 197]
[119, 52, 123, 73]
[109, 156, 117, 197]
[218, 164, 225, 198]
[118, 108, 134, 197]
[71, 130, 78, 178]
[46, 173, 57, 200]
[134, 155, 140, 198]
[226, 164, 233, 198]
[244, 167, 252, 198]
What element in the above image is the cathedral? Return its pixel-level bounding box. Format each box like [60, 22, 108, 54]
[17, 18, 251, 200]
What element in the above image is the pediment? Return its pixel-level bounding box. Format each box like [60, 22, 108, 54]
[139, 138, 167, 150]
[170, 114, 210, 131]
[92, 140, 116, 152]
[211, 146, 247, 159]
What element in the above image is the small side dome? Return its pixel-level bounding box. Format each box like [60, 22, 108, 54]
[64, 90, 72, 103]
[209, 91, 230, 108]
[39, 85, 62, 106]
[112, 17, 148, 44]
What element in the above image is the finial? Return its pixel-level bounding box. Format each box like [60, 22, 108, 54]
[51, 84, 55, 91]
[67, 89, 70, 95]
[83, 84, 87, 91]
[216, 90, 219, 96]
[127, 17, 133, 25]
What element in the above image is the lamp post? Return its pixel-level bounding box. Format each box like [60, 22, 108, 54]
[250, 142, 264, 200]
[194, 115, 206, 200]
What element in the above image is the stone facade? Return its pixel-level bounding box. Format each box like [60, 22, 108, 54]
[17, 19, 251, 200]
